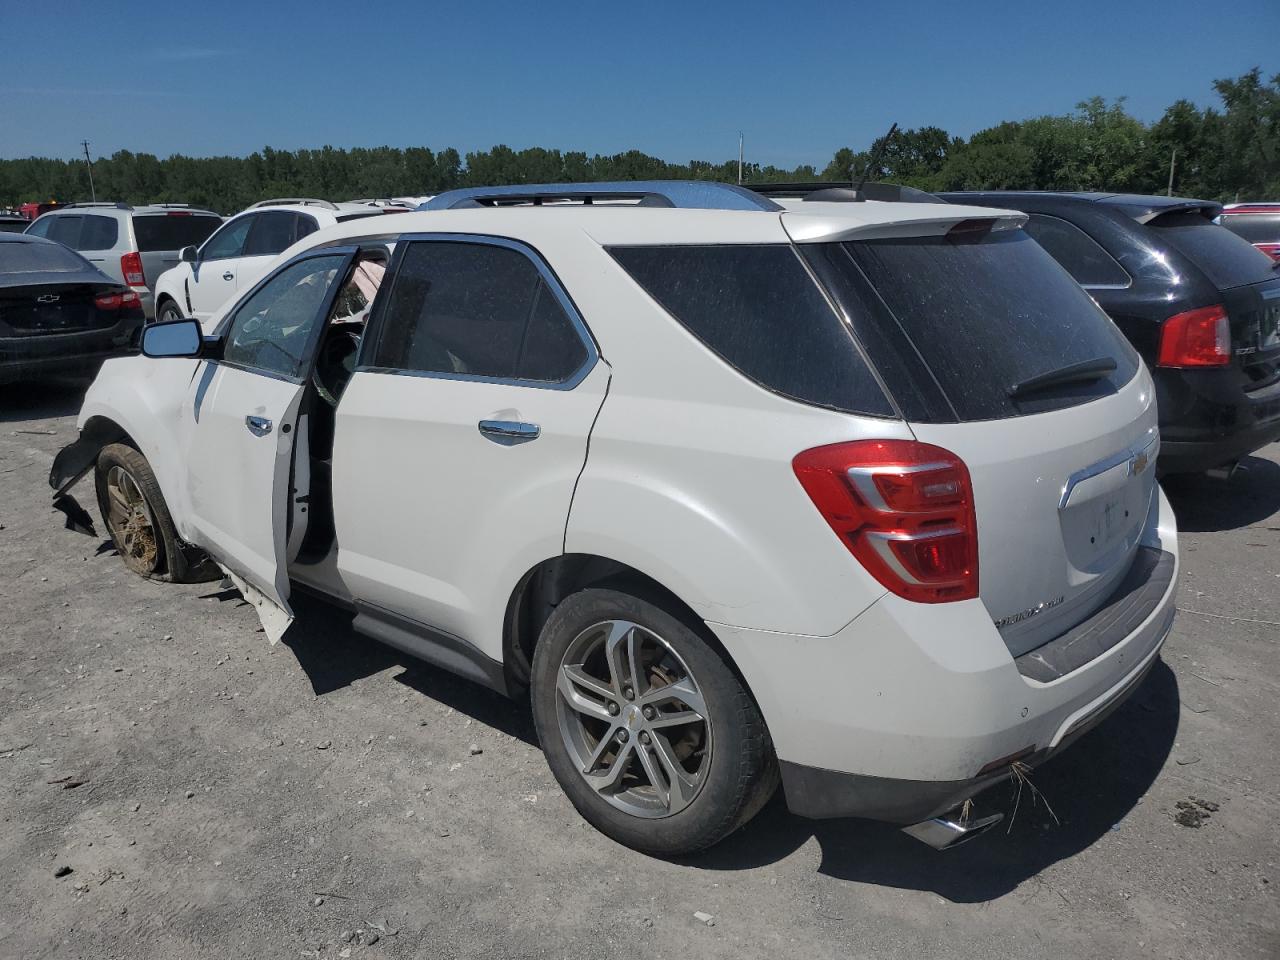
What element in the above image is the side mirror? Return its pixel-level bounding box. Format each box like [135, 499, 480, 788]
[180, 245, 198, 263]
[141, 319, 203, 358]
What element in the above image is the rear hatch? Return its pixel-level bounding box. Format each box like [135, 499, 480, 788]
[1147, 211, 1280, 390]
[794, 216, 1158, 657]
[132, 211, 222, 289]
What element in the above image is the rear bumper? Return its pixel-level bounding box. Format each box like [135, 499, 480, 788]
[709, 489, 1179, 825]
[0, 327, 141, 384]
[1155, 368, 1280, 473]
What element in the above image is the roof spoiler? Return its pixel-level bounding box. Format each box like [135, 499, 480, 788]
[747, 181, 942, 204]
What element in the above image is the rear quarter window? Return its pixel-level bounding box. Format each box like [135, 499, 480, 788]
[1147, 213, 1276, 289]
[133, 214, 222, 251]
[1023, 214, 1129, 286]
[608, 244, 893, 417]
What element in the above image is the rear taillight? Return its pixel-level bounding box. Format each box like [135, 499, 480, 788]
[792, 440, 978, 603]
[1157, 305, 1231, 368]
[120, 251, 146, 287]
[94, 290, 141, 310]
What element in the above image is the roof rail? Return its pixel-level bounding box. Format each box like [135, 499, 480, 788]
[747, 182, 942, 204]
[420, 181, 783, 212]
[249, 198, 338, 211]
[62, 201, 133, 210]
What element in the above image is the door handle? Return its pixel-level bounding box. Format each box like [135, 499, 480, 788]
[478, 420, 540, 445]
[222, 271, 234, 281]
[245, 415, 273, 436]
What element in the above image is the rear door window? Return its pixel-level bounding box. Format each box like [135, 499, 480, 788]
[133, 214, 222, 251]
[609, 244, 893, 417]
[371, 240, 590, 384]
[243, 211, 301, 257]
[814, 227, 1140, 422]
[1023, 214, 1129, 286]
[1147, 212, 1276, 289]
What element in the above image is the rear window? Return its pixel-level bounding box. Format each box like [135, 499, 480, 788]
[813, 227, 1141, 422]
[133, 214, 222, 251]
[1219, 214, 1280, 245]
[0, 240, 93, 273]
[608, 244, 893, 417]
[1147, 213, 1276, 290]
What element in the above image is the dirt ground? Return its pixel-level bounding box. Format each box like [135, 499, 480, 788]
[1, 379, 1277, 960]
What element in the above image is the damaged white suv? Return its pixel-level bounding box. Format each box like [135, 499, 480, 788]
[50, 181, 1178, 856]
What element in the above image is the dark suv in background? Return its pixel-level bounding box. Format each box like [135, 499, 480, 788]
[942, 192, 1280, 475]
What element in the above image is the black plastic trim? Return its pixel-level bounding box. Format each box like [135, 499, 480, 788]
[351, 601, 508, 696]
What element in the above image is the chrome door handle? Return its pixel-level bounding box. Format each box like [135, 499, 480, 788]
[245, 415, 273, 436]
[478, 420, 540, 445]
[222, 271, 234, 281]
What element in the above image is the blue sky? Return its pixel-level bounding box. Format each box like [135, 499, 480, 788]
[1, 0, 1276, 168]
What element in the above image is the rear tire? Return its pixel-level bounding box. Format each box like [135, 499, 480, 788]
[94, 443, 210, 583]
[530, 587, 777, 856]
[156, 300, 184, 325]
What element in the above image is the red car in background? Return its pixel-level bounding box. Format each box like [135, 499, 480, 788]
[1219, 203, 1280, 262]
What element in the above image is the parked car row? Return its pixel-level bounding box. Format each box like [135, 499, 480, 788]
[47, 180, 1185, 855]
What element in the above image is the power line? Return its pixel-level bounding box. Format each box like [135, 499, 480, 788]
[81, 140, 97, 203]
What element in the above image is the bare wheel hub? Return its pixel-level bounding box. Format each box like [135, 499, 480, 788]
[104, 465, 158, 570]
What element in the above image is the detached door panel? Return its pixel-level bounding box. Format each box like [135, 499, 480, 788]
[332, 237, 605, 658]
[182, 250, 355, 634]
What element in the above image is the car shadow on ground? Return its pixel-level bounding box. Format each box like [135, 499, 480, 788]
[689, 661, 1181, 901]
[0, 379, 90, 423]
[280, 593, 538, 745]
[281, 586, 1180, 900]
[1163, 453, 1280, 533]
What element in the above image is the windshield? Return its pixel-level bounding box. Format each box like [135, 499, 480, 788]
[807, 227, 1140, 422]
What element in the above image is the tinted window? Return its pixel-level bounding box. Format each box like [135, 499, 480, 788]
[202, 215, 254, 260]
[1023, 214, 1129, 286]
[1219, 214, 1280, 244]
[223, 254, 347, 379]
[77, 215, 119, 251]
[295, 214, 319, 243]
[0, 220, 28, 234]
[0, 239, 93, 273]
[23, 217, 52, 238]
[243, 211, 302, 257]
[373, 241, 588, 383]
[834, 228, 1140, 422]
[1148, 213, 1276, 290]
[133, 214, 222, 251]
[45, 215, 83, 248]
[609, 244, 892, 417]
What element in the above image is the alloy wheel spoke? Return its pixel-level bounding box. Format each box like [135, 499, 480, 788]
[583, 739, 634, 794]
[649, 732, 699, 815]
[603, 621, 642, 696]
[639, 675, 706, 718]
[581, 726, 621, 774]
[557, 664, 617, 723]
[646, 708, 703, 730]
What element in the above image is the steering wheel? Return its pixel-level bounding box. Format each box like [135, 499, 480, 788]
[312, 329, 362, 406]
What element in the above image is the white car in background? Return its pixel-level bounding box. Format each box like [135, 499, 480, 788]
[50, 181, 1177, 856]
[151, 199, 401, 327]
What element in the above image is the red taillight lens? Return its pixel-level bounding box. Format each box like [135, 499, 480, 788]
[792, 440, 978, 603]
[120, 251, 146, 287]
[1157, 305, 1230, 368]
[94, 290, 140, 310]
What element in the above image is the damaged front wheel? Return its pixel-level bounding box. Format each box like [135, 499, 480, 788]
[94, 443, 209, 583]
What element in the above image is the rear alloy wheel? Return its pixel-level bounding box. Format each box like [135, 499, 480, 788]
[531, 588, 777, 855]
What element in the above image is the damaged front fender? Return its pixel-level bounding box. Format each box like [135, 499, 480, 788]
[49, 420, 128, 536]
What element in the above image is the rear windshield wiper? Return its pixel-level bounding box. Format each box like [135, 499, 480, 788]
[1008, 356, 1117, 400]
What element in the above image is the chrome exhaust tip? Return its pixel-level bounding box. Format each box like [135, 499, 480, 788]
[902, 810, 1003, 851]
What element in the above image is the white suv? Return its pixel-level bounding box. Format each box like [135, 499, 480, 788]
[50, 181, 1178, 856]
[151, 199, 400, 326]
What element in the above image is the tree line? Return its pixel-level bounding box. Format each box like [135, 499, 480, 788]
[2, 68, 1275, 214]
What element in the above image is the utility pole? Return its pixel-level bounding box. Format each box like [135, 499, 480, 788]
[1166, 147, 1177, 197]
[81, 140, 97, 203]
[738, 132, 744, 185]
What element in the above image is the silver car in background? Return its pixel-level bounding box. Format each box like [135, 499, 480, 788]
[24, 203, 222, 318]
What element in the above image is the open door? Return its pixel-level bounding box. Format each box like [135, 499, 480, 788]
[180, 249, 357, 641]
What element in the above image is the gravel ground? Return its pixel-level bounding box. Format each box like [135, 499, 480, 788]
[1, 379, 1277, 960]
